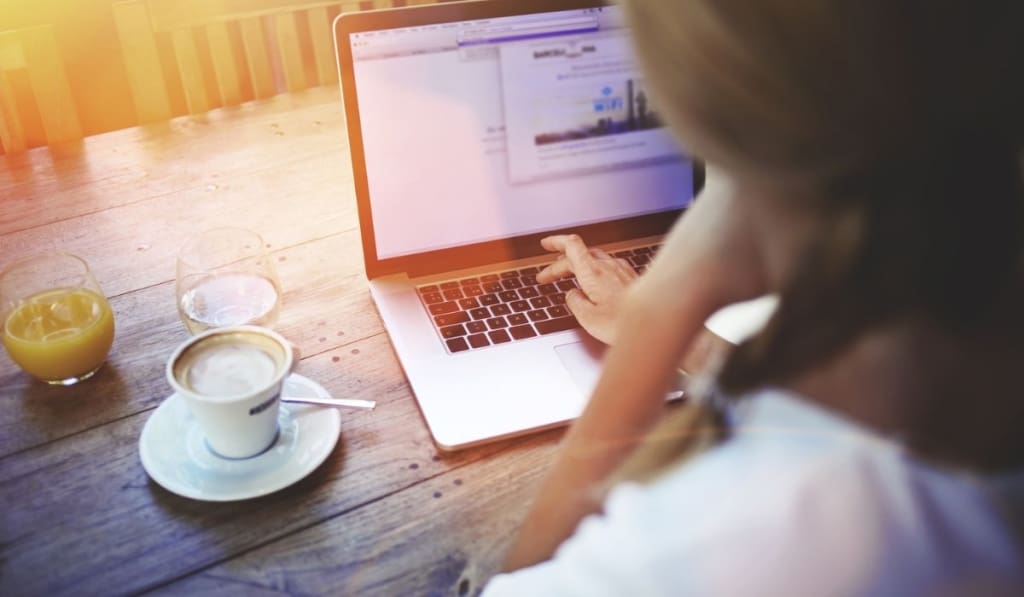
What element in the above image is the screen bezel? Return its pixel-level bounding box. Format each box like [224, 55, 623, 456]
[334, 0, 704, 279]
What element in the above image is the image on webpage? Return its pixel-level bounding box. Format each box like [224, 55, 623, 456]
[500, 30, 682, 184]
[534, 78, 662, 145]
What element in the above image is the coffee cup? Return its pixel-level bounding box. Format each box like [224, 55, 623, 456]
[166, 325, 296, 459]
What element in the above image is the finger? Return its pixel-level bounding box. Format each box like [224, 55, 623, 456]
[614, 258, 639, 279]
[537, 258, 574, 283]
[564, 289, 614, 343]
[541, 235, 593, 276]
[588, 247, 614, 261]
[540, 234, 584, 253]
[564, 288, 596, 319]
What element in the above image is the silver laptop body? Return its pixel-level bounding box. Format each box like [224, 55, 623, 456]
[334, 0, 702, 449]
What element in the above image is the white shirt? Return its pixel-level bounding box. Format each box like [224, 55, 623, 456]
[484, 390, 1024, 596]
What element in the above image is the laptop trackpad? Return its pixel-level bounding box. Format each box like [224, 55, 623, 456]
[554, 339, 606, 396]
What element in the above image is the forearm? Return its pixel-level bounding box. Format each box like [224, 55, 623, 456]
[503, 179, 766, 570]
[502, 286, 713, 571]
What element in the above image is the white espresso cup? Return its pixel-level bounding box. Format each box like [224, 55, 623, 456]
[166, 325, 296, 459]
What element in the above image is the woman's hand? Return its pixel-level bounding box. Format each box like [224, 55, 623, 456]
[503, 173, 798, 572]
[536, 236, 639, 344]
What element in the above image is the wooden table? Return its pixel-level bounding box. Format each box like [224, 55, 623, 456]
[0, 87, 567, 596]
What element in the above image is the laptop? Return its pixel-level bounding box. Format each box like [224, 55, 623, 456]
[333, 0, 703, 449]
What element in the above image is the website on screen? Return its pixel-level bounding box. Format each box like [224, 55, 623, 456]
[351, 7, 694, 260]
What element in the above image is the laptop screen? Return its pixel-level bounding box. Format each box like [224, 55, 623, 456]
[349, 5, 696, 261]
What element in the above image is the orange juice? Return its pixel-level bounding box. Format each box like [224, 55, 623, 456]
[2, 288, 115, 383]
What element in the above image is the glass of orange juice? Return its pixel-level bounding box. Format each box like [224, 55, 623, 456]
[1, 253, 115, 385]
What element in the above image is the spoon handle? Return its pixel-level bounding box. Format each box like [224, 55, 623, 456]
[281, 396, 376, 410]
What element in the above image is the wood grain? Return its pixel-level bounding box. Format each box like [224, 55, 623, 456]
[152, 429, 562, 596]
[0, 229, 376, 458]
[0, 89, 358, 457]
[0, 152, 354, 298]
[0, 87, 344, 237]
[0, 92, 354, 300]
[0, 334, 556, 596]
[0, 82, 568, 597]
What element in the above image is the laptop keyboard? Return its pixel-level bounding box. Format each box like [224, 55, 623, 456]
[417, 243, 661, 354]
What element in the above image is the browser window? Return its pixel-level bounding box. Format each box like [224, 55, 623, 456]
[350, 6, 694, 260]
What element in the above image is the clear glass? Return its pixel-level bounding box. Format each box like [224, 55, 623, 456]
[0, 253, 115, 385]
[176, 227, 282, 335]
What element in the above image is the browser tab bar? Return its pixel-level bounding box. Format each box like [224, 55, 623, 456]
[457, 17, 599, 47]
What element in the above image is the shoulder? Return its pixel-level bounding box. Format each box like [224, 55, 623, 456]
[484, 391, 1024, 596]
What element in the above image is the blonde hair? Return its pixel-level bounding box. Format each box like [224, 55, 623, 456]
[615, 0, 1024, 481]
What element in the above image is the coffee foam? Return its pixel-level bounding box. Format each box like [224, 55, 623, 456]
[174, 331, 284, 399]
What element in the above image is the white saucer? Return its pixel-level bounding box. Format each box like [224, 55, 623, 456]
[139, 373, 341, 502]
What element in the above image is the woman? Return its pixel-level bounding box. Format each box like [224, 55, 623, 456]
[485, 0, 1024, 594]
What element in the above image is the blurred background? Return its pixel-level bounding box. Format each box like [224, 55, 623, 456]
[0, 0, 445, 154]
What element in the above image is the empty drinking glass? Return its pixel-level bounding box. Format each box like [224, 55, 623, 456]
[176, 228, 282, 334]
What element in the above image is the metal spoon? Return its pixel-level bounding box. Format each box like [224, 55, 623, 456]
[281, 396, 376, 410]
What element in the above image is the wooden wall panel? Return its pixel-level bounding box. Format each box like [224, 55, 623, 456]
[147, 0, 343, 31]
[111, 1, 172, 123]
[206, 21, 242, 105]
[239, 17, 276, 100]
[0, 31, 27, 152]
[170, 28, 212, 114]
[274, 12, 307, 92]
[306, 6, 336, 86]
[0, 25, 81, 150]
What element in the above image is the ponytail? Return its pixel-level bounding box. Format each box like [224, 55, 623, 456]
[720, 136, 1024, 394]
